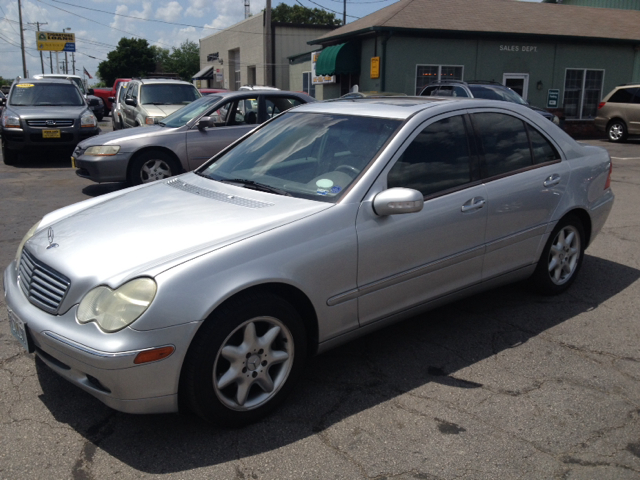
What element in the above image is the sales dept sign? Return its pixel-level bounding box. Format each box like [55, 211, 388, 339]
[36, 31, 76, 52]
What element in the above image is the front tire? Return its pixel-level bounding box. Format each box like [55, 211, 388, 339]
[181, 292, 307, 427]
[607, 120, 627, 143]
[128, 150, 179, 185]
[531, 215, 585, 295]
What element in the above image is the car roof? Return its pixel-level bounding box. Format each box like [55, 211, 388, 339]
[212, 90, 310, 99]
[133, 78, 195, 85]
[14, 77, 75, 85]
[33, 74, 82, 80]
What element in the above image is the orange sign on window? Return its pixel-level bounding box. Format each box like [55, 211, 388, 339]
[370, 57, 380, 79]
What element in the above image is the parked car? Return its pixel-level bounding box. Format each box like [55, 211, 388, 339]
[420, 80, 560, 125]
[120, 78, 201, 128]
[199, 88, 228, 95]
[110, 81, 129, 131]
[73, 90, 314, 185]
[594, 83, 640, 143]
[1, 78, 99, 165]
[92, 78, 131, 116]
[5, 97, 613, 426]
[0, 90, 5, 116]
[32, 74, 105, 121]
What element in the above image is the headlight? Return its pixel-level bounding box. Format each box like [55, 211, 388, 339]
[3, 113, 20, 128]
[77, 278, 157, 333]
[84, 145, 120, 156]
[81, 112, 97, 128]
[15, 220, 41, 264]
[145, 116, 161, 125]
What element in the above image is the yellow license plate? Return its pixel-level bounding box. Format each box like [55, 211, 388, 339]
[42, 129, 61, 138]
[71, 156, 76, 168]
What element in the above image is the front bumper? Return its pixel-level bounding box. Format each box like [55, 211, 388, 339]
[593, 117, 607, 132]
[74, 151, 133, 183]
[3, 261, 202, 414]
[1, 126, 100, 152]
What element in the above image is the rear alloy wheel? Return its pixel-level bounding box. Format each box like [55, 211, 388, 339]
[129, 151, 179, 185]
[181, 293, 307, 426]
[531, 215, 585, 295]
[607, 120, 627, 143]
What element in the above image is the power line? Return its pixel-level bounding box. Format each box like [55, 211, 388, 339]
[296, 0, 361, 19]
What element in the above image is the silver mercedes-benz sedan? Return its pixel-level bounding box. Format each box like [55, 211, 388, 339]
[4, 97, 614, 426]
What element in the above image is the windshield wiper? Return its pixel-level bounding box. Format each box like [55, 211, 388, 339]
[220, 178, 291, 196]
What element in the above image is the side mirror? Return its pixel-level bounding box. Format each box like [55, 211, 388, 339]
[88, 88, 94, 95]
[197, 116, 214, 130]
[107, 96, 115, 103]
[125, 98, 136, 106]
[373, 188, 424, 216]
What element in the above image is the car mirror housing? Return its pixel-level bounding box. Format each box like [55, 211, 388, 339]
[373, 188, 424, 216]
[197, 116, 214, 130]
[125, 98, 137, 106]
[107, 96, 115, 102]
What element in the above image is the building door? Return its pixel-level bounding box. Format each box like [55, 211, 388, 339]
[503, 73, 529, 101]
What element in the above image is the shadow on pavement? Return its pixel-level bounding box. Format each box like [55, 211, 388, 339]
[35, 254, 640, 474]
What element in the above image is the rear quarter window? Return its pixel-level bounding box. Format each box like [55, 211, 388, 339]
[608, 88, 638, 103]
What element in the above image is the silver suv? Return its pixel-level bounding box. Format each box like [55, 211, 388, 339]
[594, 84, 640, 143]
[121, 78, 201, 128]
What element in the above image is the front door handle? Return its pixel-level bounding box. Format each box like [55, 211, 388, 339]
[461, 197, 486, 213]
[543, 174, 561, 188]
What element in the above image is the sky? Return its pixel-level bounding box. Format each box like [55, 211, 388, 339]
[0, 0, 541, 84]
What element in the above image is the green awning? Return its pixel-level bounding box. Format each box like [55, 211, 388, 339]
[315, 42, 360, 76]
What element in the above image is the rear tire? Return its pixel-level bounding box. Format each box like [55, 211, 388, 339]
[180, 292, 307, 427]
[530, 215, 585, 295]
[607, 120, 627, 143]
[128, 150, 179, 186]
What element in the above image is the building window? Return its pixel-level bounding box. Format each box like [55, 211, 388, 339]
[229, 49, 241, 90]
[415, 65, 463, 95]
[247, 66, 256, 86]
[563, 69, 604, 120]
[303, 72, 316, 98]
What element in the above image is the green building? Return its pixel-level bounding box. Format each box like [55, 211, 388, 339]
[305, 0, 640, 124]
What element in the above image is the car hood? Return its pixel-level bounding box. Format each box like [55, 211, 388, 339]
[8, 105, 90, 119]
[24, 173, 331, 300]
[77, 125, 171, 150]
[142, 104, 188, 118]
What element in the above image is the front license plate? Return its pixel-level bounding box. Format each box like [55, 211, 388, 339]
[42, 129, 61, 138]
[8, 309, 33, 352]
[71, 156, 76, 168]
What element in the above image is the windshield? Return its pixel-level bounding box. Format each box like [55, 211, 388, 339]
[140, 84, 201, 105]
[160, 95, 222, 128]
[10, 83, 85, 106]
[469, 85, 528, 105]
[198, 112, 401, 203]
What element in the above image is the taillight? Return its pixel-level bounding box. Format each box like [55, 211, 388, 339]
[598, 102, 606, 109]
[604, 160, 612, 190]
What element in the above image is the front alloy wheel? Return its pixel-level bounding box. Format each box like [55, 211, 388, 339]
[129, 151, 178, 185]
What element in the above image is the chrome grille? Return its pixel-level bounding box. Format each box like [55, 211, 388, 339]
[18, 250, 71, 314]
[26, 119, 74, 127]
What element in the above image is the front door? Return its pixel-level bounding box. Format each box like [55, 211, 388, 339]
[356, 113, 488, 326]
[503, 73, 530, 101]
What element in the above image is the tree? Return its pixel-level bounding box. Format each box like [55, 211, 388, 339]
[271, 4, 342, 26]
[151, 41, 200, 82]
[97, 38, 156, 85]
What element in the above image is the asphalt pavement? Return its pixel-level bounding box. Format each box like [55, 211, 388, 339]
[1, 121, 639, 479]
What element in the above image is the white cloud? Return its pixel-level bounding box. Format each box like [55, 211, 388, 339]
[156, 2, 184, 22]
[185, 0, 210, 18]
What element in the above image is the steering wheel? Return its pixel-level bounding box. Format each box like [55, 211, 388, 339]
[335, 164, 360, 176]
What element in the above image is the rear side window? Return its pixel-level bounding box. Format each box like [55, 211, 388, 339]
[608, 87, 638, 103]
[421, 86, 439, 96]
[266, 96, 303, 119]
[472, 113, 532, 177]
[528, 126, 560, 165]
[388, 115, 472, 197]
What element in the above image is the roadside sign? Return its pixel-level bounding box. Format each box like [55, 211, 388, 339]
[36, 32, 76, 52]
[311, 51, 336, 85]
[547, 89, 560, 108]
[370, 57, 380, 79]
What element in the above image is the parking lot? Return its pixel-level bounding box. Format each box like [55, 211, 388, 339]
[1, 121, 639, 479]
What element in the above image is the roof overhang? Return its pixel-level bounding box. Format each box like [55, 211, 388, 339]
[192, 65, 214, 80]
[315, 42, 360, 76]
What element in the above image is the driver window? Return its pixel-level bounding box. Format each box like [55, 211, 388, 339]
[388, 115, 473, 197]
[233, 98, 258, 125]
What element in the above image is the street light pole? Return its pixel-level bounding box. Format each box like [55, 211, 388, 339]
[17, 0, 27, 77]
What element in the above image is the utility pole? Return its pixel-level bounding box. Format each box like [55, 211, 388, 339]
[28, 21, 48, 74]
[264, 0, 272, 86]
[49, 52, 53, 74]
[343, 0, 346, 25]
[72, 52, 76, 75]
[63, 27, 71, 74]
[17, 0, 27, 77]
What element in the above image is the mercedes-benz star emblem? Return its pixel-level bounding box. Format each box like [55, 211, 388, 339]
[46, 227, 59, 249]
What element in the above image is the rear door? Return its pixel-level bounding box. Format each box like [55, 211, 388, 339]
[469, 109, 569, 279]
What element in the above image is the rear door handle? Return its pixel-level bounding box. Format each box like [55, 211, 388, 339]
[543, 174, 561, 188]
[461, 197, 486, 212]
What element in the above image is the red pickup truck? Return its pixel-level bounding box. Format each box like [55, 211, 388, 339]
[92, 78, 131, 116]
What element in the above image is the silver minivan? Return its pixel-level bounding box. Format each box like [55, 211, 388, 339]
[595, 84, 640, 142]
